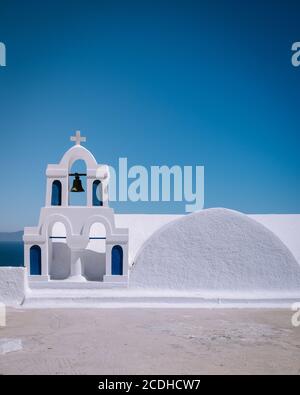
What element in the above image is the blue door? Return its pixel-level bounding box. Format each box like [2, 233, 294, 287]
[111, 245, 123, 275]
[30, 245, 41, 275]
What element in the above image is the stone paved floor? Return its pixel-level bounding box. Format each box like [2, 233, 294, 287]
[0, 308, 299, 374]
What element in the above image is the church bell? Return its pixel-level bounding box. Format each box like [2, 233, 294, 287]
[70, 173, 85, 192]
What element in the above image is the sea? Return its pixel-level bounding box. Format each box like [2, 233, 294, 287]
[0, 241, 24, 267]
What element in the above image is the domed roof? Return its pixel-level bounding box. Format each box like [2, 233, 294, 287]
[129, 208, 300, 291]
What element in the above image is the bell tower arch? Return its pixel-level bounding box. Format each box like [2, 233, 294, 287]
[23, 131, 129, 288]
[69, 160, 87, 206]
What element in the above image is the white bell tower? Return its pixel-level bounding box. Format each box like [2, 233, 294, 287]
[23, 132, 129, 288]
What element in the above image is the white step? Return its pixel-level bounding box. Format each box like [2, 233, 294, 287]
[21, 288, 300, 308]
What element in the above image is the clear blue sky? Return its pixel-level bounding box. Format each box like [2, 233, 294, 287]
[0, 0, 299, 231]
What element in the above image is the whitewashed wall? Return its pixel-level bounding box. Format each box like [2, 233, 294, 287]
[115, 214, 300, 266]
[51, 213, 300, 266]
[0, 267, 27, 305]
[129, 209, 300, 290]
[0, 213, 300, 305]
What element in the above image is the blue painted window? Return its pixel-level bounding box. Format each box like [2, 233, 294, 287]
[93, 180, 103, 206]
[111, 245, 123, 275]
[51, 180, 62, 206]
[30, 245, 41, 275]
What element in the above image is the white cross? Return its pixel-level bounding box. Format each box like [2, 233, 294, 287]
[70, 130, 86, 145]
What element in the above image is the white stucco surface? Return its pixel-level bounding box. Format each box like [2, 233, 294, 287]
[129, 209, 300, 291]
[114, 213, 300, 266]
[51, 213, 300, 267]
[0, 267, 26, 305]
[1, 211, 300, 305]
[251, 214, 300, 264]
[115, 214, 181, 264]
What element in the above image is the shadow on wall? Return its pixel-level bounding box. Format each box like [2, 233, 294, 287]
[50, 243, 106, 281]
[83, 250, 106, 281]
[50, 243, 70, 280]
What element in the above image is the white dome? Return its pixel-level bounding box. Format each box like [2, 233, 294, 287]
[129, 208, 300, 291]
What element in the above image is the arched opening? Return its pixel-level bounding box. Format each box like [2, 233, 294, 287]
[49, 221, 70, 279]
[112, 245, 123, 275]
[51, 180, 62, 206]
[30, 245, 41, 275]
[50, 221, 67, 239]
[69, 159, 87, 206]
[92, 180, 103, 206]
[84, 222, 106, 281]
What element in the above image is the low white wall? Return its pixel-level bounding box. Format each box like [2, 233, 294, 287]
[251, 214, 300, 264]
[115, 214, 181, 264]
[0, 267, 26, 305]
